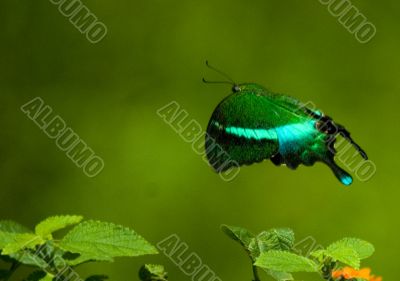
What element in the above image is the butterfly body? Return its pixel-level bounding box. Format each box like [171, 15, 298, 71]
[206, 83, 367, 186]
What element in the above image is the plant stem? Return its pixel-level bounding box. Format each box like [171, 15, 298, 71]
[252, 265, 261, 281]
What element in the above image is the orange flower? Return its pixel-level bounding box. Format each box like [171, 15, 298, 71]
[332, 267, 382, 280]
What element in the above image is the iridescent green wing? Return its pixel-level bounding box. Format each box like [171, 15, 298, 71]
[266, 92, 355, 185]
[205, 89, 305, 172]
[206, 85, 358, 185]
[265, 92, 324, 165]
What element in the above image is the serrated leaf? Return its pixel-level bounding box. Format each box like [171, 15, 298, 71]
[325, 246, 360, 269]
[257, 229, 295, 252]
[2, 233, 45, 255]
[58, 221, 158, 265]
[9, 251, 48, 268]
[139, 264, 168, 281]
[255, 251, 318, 273]
[221, 225, 255, 250]
[221, 225, 262, 261]
[0, 231, 17, 249]
[0, 221, 31, 234]
[221, 225, 295, 280]
[328, 238, 374, 260]
[0, 222, 47, 268]
[256, 229, 296, 281]
[247, 238, 260, 260]
[1, 246, 48, 267]
[264, 269, 294, 281]
[0, 221, 32, 249]
[35, 215, 83, 239]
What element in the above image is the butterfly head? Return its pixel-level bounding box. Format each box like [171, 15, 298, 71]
[232, 83, 267, 94]
[203, 62, 267, 95]
[232, 85, 241, 93]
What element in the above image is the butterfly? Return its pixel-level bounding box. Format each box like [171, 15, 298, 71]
[204, 62, 367, 185]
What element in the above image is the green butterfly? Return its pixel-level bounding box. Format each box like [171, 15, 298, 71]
[204, 62, 367, 185]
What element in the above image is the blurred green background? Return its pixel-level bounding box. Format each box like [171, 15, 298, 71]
[1, 0, 399, 280]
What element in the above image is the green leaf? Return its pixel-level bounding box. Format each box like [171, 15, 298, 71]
[221, 225, 294, 280]
[221, 225, 262, 260]
[255, 251, 318, 273]
[58, 220, 158, 265]
[0, 221, 32, 249]
[264, 270, 293, 281]
[1, 242, 48, 268]
[221, 225, 255, 250]
[1, 236, 49, 268]
[139, 264, 168, 281]
[254, 228, 296, 280]
[9, 251, 48, 268]
[35, 215, 83, 239]
[0, 231, 17, 250]
[257, 228, 295, 252]
[328, 238, 374, 260]
[247, 238, 261, 260]
[2, 233, 45, 255]
[325, 246, 360, 269]
[0, 221, 31, 234]
[221, 225, 296, 281]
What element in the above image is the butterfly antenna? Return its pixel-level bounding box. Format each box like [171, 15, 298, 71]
[337, 125, 368, 160]
[203, 60, 236, 85]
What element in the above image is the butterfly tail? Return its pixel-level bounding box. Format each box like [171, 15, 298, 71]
[322, 157, 353, 186]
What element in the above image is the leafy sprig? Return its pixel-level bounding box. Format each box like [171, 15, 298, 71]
[139, 264, 168, 281]
[0, 215, 158, 281]
[222, 224, 379, 281]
